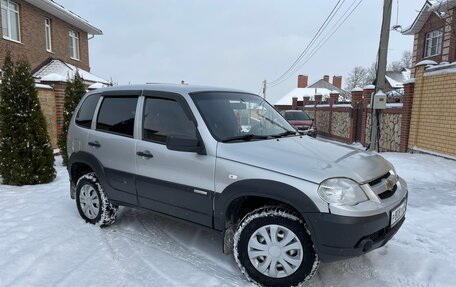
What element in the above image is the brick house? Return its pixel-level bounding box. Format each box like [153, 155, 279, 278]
[402, 0, 456, 76]
[0, 0, 107, 147]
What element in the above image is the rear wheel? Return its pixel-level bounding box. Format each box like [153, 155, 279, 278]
[234, 207, 319, 287]
[75, 172, 117, 226]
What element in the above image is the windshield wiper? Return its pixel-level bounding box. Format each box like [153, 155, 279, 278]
[270, 130, 298, 138]
[222, 134, 270, 143]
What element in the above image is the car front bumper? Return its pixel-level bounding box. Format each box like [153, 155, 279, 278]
[305, 178, 408, 262]
[306, 204, 405, 261]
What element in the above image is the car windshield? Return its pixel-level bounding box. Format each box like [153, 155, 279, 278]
[191, 92, 297, 142]
[284, 111, 311, 121]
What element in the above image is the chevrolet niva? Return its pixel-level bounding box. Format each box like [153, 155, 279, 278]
[67, 84, 407, 287]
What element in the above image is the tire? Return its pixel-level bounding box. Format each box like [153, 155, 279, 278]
[234, 207, 319, 287]
[75, 172, 117, 226]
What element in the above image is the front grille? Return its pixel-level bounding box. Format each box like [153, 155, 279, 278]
[369, 172, 391, 186]
[297, 126, 309, 131]
[368, 171, 397, 200]
[378, 184, 397, 199]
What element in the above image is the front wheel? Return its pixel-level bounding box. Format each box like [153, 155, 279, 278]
[75, 172, 117, 226]
[234, 207, 319, 287]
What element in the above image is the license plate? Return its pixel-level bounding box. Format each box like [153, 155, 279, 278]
[391, 200, 407, 227]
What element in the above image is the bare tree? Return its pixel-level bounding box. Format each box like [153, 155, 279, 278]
[401, 51, 412, 69]
[345, 66, 369, 90]
[388, 61, 404, 72]
[366, 62, 377, 85]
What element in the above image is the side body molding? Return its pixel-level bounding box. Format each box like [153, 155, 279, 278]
[213, 179, 321, 231]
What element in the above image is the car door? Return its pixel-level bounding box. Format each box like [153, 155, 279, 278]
[135, 90, 215, 227]
[87, 90, 141, 205]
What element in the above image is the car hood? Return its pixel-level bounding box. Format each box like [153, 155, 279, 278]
[217, 137, 392, 184]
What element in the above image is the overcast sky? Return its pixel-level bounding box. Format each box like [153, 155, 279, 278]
[58, 0, 424, 104]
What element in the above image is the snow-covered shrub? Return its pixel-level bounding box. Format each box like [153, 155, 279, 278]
[58, 72, 85, 166]
[0, 54, 56, 185]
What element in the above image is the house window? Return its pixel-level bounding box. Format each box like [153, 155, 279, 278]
[69, 30, 80, 60]
[424, 30, 443, 58]
[45, 18, 52, 52]
[1, 0, 21, 42]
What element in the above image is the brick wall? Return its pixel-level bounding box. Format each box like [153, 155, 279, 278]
[37, 86, 57, 148]
[0, 0, 90, 71]
[408, 63, 456, 157]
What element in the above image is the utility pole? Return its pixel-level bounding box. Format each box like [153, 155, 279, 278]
[369, 0, 392, 152]
[262, 80, 267, 99]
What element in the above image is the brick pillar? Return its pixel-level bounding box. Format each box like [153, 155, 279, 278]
[328, 92, 338, 137]
[314, 94, 322, 129]
[361, 85, 375, 146]
[41, 81, 68, 138]
[329, 91, 339, 105]
[292, 97, 298, 110]
[400, 80, 415, 152]
[303, 96, 310, 107]
[350, 88, 363, 143]
[37, 87, 58, 148]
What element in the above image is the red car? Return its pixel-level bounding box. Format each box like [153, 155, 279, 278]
[282, 110, 316, 137]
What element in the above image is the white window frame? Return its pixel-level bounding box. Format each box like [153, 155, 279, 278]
[424, 29, 443, 58]
[69, 30, 80, 60]
[45, 17, 52, 52]
[1, 0, 21, 42]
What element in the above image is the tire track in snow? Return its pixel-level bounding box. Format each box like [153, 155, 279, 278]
[104, 210, 247, 286]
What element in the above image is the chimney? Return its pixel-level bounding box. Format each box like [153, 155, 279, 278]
[332, 76, 342, 89]
[323, 75, 330, 82]
[297, 75, 308, 88]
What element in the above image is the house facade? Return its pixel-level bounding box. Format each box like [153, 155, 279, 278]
[402, 0, 456, 75]
[0, 0, 101, 71]
[0, 0, 107, 147]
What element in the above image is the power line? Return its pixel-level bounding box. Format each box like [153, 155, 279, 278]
[267, 0, 346, 86]
[268, 0, 365, 88]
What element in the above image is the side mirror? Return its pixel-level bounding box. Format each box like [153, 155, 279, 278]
[166, 135, 205, 154]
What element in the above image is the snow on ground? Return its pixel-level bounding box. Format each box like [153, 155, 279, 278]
[1, 154, 456, 287]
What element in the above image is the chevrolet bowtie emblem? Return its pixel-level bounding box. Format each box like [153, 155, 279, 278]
[386, 179, 395, 191]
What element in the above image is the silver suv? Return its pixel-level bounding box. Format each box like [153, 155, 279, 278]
[67, 84, 408, 287]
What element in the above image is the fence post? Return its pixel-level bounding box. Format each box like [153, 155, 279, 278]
[351, 87, 364, 143]
[400, 79, 415, 152]
[361, 85, 375, 146]
[314, 94, 322, 131]
[329, 91, 339, 137]
[292, 97, 298, 110]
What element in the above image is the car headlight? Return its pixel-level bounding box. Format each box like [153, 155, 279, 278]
[318, 178, 368, 206]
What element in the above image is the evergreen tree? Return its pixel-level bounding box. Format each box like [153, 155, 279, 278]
[58, 72, 86, 165]
[0, 55, 56, 185]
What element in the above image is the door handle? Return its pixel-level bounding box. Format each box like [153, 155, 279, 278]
[136, 151, 153, 159]
[88, 141, 101, 148]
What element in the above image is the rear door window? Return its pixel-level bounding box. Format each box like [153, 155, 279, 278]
[96, 97, 138, 137]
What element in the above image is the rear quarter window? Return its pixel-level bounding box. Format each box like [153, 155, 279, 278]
[75, 94, 101, 129]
